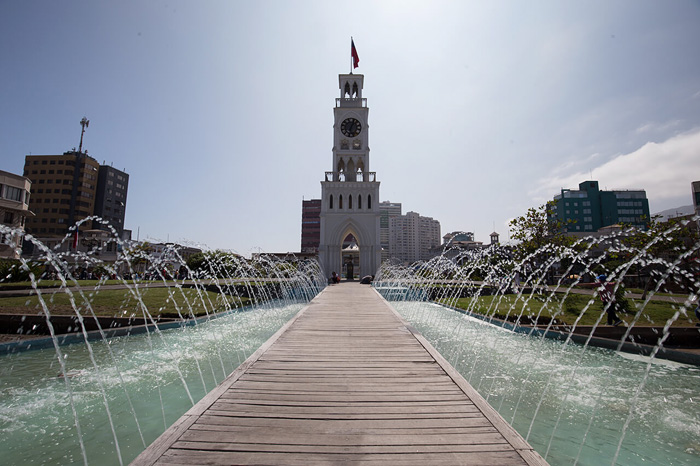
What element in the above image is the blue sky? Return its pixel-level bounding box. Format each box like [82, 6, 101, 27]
[2, 1, 699, 255]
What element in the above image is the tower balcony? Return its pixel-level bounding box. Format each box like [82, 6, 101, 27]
[336, 98, 367, 108]
[325, 171, 376, 182]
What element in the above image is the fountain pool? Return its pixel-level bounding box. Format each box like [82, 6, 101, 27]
[0, 302, 304, 465]
[390, 300, 700, 465]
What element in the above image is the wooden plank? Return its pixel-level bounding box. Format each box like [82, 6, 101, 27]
[168, 441, 515, 454]
[133, 283, 547, 466]
[156, 449, 528, 465]
[195, 415, 491, 430]
[176, 429, 507, 446]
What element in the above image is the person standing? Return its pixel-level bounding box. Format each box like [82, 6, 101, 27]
[596, 274, 623, 326]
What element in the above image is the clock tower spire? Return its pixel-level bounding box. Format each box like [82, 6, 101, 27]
[318, 72, 381, 279]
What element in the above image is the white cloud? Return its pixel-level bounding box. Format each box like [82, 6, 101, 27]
[532, 128, 700, 204]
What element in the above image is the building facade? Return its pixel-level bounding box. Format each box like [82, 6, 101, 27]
[94, 165, 129, 236]
[692, 181, 700, 219]
[389, 211, 441, 264]
[22, 151, 129, 241]
[0, 170, 33, 259]
[551, 180, 650, 233]
[379, 201, 402, 263]
[318, 73, 382, 278]
[301, 199, 321, 254]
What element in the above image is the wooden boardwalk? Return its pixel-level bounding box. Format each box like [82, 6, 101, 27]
[132, 282, 546, 465]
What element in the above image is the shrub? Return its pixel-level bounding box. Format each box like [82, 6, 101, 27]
[0, 259, 43, 282]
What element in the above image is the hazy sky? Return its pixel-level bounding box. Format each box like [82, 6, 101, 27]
[2, 1, 699, 255]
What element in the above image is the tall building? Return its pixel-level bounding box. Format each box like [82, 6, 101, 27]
[23, 151, 129, 239]
[389, 211, 441, 264]
[692, 181, 700, 218]
[550, 180, 650, 233]
[94, 164, 129, 236]
[23, 151, 99, 237]
[379, 201, 401, 263]
[0, 170, 33, 259]
[301, 199, 321, 254]
[318, 73, 382, 277]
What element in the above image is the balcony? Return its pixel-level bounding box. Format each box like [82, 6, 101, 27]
[325, 171, 376, 182]
[336, 98, 367, 108]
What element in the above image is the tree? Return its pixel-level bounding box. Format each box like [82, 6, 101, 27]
[508, 201, 574, 259]
[617, 215, 700, 293]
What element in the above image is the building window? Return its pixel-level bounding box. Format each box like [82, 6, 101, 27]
[353, 140, 361, 150]
[4, 186, 23, 202]
[329, 195, 333, 209]
[368, 194, 372, 209]
[348, 195, 353, 209]
[3, 212, 13, 224]
[358, 195, 362, 209]
[339, 195, 343, 209]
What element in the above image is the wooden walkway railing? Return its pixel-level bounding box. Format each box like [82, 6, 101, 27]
[132, 282, 547, 465]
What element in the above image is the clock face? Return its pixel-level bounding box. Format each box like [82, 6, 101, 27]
[340, 118, 362, 137]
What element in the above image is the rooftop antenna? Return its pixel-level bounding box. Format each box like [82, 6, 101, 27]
[78, 117, 89, 154]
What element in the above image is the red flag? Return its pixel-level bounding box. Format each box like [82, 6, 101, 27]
[72, 229, 79, 250]
[351, 39, 359, 69]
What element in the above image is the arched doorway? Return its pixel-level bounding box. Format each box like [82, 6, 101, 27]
[341, 233, 359, 281]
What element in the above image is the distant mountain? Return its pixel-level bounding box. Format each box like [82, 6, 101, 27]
[652, 205, 694, 221]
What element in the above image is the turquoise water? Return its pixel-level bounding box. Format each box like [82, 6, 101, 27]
[0, 303, 304, 465]
[2, 297, 698, 465]
[392, 301, 700, 466]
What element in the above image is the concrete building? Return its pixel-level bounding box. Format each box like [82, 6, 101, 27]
[318, 73, 381, 278]
[94, 164, 129, 236]
[379, 201, 402, 263]
[389, 211, 441, 264]
[0, 170, 33, 259]
[301, 199, 321, 254]
[551, 180, 650, 233]
[23, 151, 100, 238]
[22, 151, 129, 254]
[442, 231, 483, 250]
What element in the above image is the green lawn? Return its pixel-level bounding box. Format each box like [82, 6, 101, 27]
[0, 279, 158, 289]
[439, 293, 698, 327]
[0, 287, 250, 318]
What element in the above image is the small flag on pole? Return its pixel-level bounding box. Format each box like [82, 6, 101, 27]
[351, 38, 360, 69]
[72, 229, 79, 250]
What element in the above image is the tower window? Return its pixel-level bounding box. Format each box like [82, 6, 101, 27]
[348, 195, 353, 209]
[339, 195, 343, 209]
[358, 195, 362, 209]
[341, 139, 349, 150]
[329, 194, 333, 209]
[344, 82, 351, 97]
[353, 140, 361, 150]
[352, 82, 358, 97]
[368, 194, 372, 209]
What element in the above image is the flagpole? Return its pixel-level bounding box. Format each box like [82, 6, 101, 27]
[350, 37, 353, 74]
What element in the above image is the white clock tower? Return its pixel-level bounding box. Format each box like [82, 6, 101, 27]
[318, 73, 381, 278]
